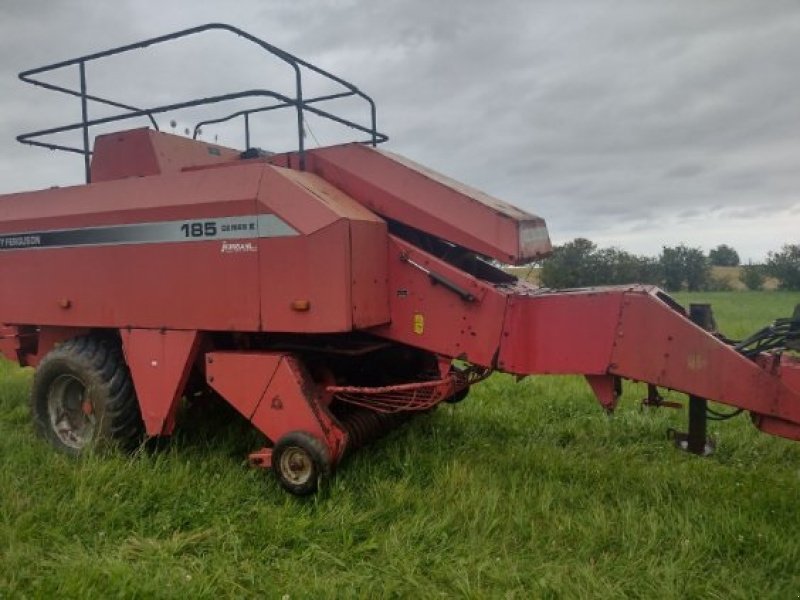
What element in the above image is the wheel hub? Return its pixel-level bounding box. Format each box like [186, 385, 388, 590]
[47, 374, 95, 449]
[279, 446, 313, 485]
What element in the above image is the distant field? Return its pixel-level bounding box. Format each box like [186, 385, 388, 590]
[1, 291, 799, 597]
[710, 265, 779, 290]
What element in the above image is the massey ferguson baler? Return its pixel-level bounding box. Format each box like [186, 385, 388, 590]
[2, 25, 799, 494]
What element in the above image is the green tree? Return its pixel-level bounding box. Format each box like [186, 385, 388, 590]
[539, 238, 599, 288]
[708, 244, 740, 267]
[740, 263, 765, 291]
[765, 244, 800, 290]
[540, 239, 662, 288]
[659, 245, 710, 291]
[595, 248, 662, 285]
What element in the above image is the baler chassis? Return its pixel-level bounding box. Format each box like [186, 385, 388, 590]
[1, 25, 799, 495]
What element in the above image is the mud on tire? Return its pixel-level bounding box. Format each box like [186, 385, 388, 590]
[30, 335, 143, 455]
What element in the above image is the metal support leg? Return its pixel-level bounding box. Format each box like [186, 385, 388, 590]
[687, 395, 707, 453]
[669, 303, 717, 455]
[670, 397, 715, 455]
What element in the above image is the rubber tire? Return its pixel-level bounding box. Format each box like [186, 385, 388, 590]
[272, 432, 331, 496]
[30, 335, 143, 456]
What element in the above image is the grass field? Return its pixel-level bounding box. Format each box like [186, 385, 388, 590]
[1, 291, 800, 598]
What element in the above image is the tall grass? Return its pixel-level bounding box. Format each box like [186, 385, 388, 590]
[1, 291, 799, 597]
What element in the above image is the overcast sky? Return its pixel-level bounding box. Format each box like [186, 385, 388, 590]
[1, 0, 798, 261]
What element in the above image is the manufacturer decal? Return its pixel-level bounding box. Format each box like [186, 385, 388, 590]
[221, 241, 257, 253]
[0, 234, 42, 249]
[0, 214, 297, 251]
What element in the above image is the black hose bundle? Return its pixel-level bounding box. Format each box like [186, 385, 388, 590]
[734, 304, 800, 359]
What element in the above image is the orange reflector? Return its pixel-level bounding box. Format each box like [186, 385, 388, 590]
[291, 299, 310, 312]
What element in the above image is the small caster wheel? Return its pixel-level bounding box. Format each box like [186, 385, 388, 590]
[272, 432, 331, 496]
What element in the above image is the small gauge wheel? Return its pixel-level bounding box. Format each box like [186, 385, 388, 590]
[272, 432, 331, 495]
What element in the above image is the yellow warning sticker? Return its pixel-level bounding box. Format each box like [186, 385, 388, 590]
[413, 313, 425, 335]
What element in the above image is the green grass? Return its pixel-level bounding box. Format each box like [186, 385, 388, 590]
[1, 291, 800, 598]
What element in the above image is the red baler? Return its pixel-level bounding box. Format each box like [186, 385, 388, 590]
[3, 25, 798, 494]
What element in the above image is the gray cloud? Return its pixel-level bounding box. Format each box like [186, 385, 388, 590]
[0, 0, 797, 261]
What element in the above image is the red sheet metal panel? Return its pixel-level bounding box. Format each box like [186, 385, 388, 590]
[497, 288, 625, 375]
[608, 290, 800, 425]
[0, 226, 262, 331]
[0, 154, 390, 333]
[753, 356, 800, 440]
[0, 167, 266, 337]
[256, 166, 389, 332]
[349, 219, 389, 329]
[293, 144, 551, 265]
[91, 128, 240, 182]
[205, 352, 281, 418]
[0, 161, 265, 232]
[259, 221, 352, 332]
[367, 235, 508, 368]
[206, 351, 348, 461]
[0, 325, 24, 363]
[497, 286, 800, 439]
[265, 165, 385, 233]
[121, 328, 200, 436]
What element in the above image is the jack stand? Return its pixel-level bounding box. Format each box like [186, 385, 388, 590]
[669, 395, 715, 456]
[667, 303, 718, 456]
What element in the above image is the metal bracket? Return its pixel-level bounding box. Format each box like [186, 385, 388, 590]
[641, 384, 682, 409]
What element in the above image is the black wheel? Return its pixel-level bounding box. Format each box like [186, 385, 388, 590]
[30, 335, 143, 456]
[272, 432, 331, 496]
[445, 388, 469, 404]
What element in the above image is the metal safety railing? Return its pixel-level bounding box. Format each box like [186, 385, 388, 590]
[17, 23, 388, 183]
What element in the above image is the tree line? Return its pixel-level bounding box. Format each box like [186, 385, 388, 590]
[538, 241, 800, 291]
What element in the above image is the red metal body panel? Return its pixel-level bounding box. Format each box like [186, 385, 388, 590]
[259, 222, 352, 332]
[0, 325, 22, 363]
[205, 351, 348, 462]
[497, 289, 625, 374]
[91, 128, 240, 182]
[368, 235, 509, 368]
[275, 144, 552, 265]
[754, 356, 800, 440]
[0, 131, 389, 334]
[121, 329, 200, 435]
[25, 326, 91, 366]
[206, 353, 280, 418]
[349, 220, 390, 328]
[0, 164, 264, 330]
[255, 166, 389, 332]
[264, 165, 384, 233]
[777, 355, 800, 395]
[607, 291, 800, 426]
[0, 161, 261, 231]
[1, 241, 261, 330]
[494, 286, 800, 440]
[585, 375, 620, 411]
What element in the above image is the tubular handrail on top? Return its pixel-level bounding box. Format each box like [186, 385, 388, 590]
[17, 23, 388, 183]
